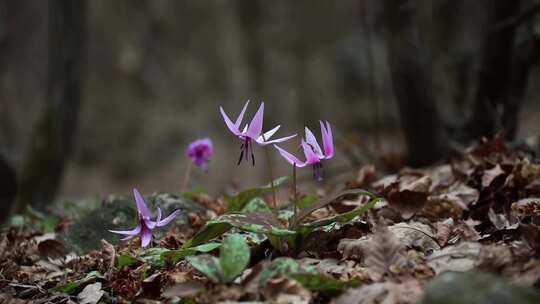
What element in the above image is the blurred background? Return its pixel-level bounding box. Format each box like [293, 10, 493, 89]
[1, 0, 540, 221]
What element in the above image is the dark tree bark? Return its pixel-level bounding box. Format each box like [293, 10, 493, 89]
[15, 0, 86, 213]
[467, 0, 523, 140]
[0, 154, 16, 225]
[384, 0, 446, 167]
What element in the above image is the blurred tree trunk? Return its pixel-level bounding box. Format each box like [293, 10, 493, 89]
[466, 1, 522, 140]
[0, 154, 16, 224]
[384, 0, 445, 167]
[15, 0, 86, 213]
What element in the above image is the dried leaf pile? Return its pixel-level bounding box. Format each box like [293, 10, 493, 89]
[2, 136, 540, 303]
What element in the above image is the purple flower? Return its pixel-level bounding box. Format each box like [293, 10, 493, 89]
[274, 121, 334, 181]
[220, 100, 296, 165]
[109, 188, 180, 247]
[187, 138, 213, 169]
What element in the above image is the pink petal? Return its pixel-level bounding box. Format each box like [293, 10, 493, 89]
[140, 226, 153, 247]
[320, 121, 334, 158]
[156, 207, 162, 223]
[109, 223, 142, 236]
[257, 125, 281, 142]
[133, 188, 151, 219]
[304, 127, 323, 156]
[257, 133, 297, 145]
[220, 106, 241, 135]
[235, 100, 250, 128]
[157, 209, 181, 227]
[120, 234, 137, 241]
[301, 139, 321, 165]
[274, 145, 307, 167]
[144, 218, 157, 229]
[246, 102, 264, 138]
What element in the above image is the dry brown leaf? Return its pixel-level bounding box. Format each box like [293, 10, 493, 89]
[389, 222, 440, 255]
[263, 276, 311, 304]
[77, 282, 104, 304]
[434, 218, 454, 247]
[431, 182, 479, 210]
[477, 244, 512, 271]
[384, 175, 431, 219]
[482, 164, 505, 188]
[365, 224, 406, 280]
[338, 237, 370, 260]
[335, 280, 423, 304]
[488, 209, 518, 230]
[512, 198, 540, 222]
[427, 242, 481, 275]
[37, 239, 67, 260]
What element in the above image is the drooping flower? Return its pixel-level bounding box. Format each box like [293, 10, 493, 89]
[274, 121, 334, 181]
[187, 138, 213, 170]
[109, 188, 180, 247]
[220, 100, 296, 165]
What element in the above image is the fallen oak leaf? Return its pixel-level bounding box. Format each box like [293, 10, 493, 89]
[365, 224, 406, 281]
[77, 282, 103, 304]
[384, 175, 431, 219]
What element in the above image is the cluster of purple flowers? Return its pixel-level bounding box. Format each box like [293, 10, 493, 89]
[110, 99, 335, 247]
[220, 100, 334, 180]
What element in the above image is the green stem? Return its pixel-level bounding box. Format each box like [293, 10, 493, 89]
[181, 161, 192, 193]
[291, 163, 298, 229]
[264, 145, 277, 214]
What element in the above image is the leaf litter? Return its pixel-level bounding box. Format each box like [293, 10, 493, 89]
[2, 136, 540, 303]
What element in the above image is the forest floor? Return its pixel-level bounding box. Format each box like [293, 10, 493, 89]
[1, 135, 540, 304]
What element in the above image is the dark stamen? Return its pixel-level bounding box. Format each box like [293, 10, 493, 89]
[313, 162, 323, 181]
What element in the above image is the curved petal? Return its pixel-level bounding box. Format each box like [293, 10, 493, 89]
[246, 102, 264, 138]
[140, 226, 153, 247]
[156, 207, 162, 223]
[257, 125, 281, 142]
[109, 223, 142, 236]
[220, 106, 241, 135]
[257, 133, 297, 145]
[120, 234, 137, 241]
[133, 188, 151, 219]
[301, 139, 321, 165]
[156, 209, 180, 227]
[235, 100, 250, 128]
[304, 127, 323, 156]
[144, 218, 157, 229]
[320, 121, 334, 158]
[274, 145, 307, 167]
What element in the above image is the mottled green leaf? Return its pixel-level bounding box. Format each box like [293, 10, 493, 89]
[49, 281, 80, 295]
[116, 254, 141, 268]
[206, 213, 296, 236]
[288, 273, 361, 291]
[186, 255, 223, 283]
[296, 195, 318, 209]
[162, 243, 221, 263]
[299, 198, 379, 233]
[49, 271, 103, 294]
[220, 234, 250, 282]
[226, 176, 288, 212]
[259, 257, 301, 285]
[296, 189, 376, 223]
[191, 222, 231, 247]
[140, 247, 171, 267]
[241, 197, 272, 214]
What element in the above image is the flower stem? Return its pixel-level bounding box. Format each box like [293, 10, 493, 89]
[290, 163, 298, 229]
[181, 161, 192, 193]
[264, 145, 278, 214]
